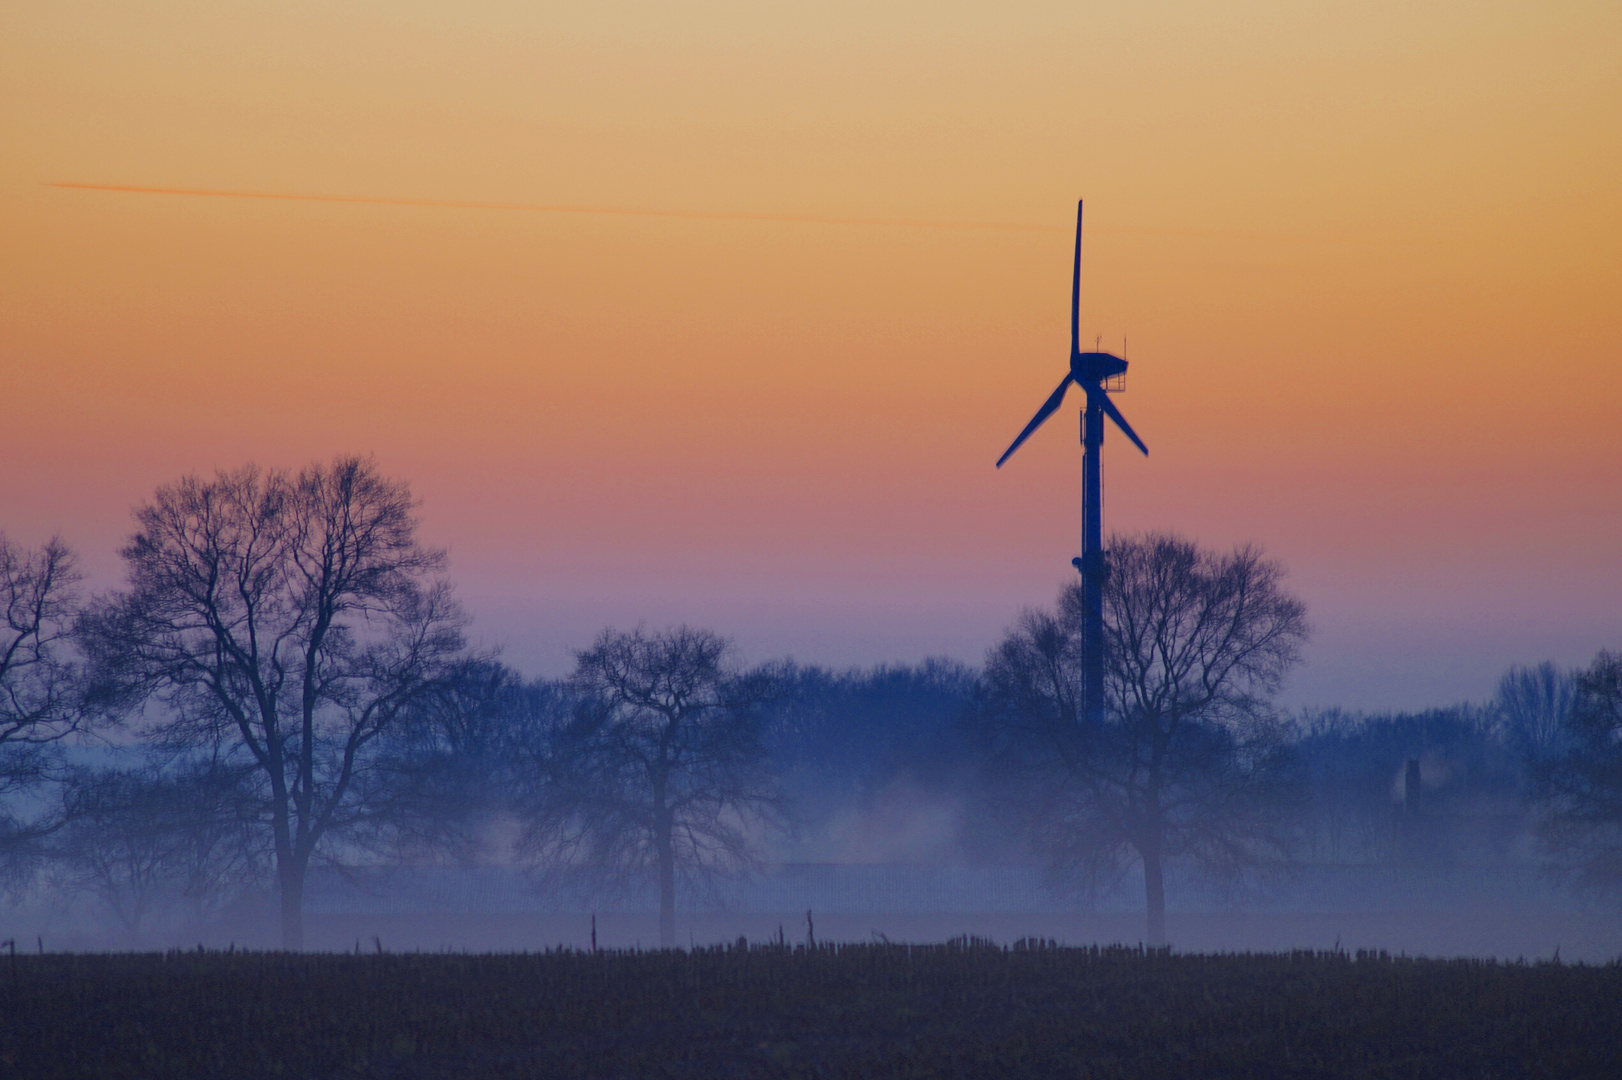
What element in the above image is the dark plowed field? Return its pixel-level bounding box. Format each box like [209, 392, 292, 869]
[3, 942, 1618, 1078]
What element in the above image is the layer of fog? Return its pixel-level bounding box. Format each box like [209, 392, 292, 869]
[7, 660, 1617, 962]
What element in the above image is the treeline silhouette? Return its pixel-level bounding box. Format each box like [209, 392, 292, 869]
[1, 458, 1617, 948]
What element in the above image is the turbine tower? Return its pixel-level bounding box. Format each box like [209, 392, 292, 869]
[995, 200, 1148, 728]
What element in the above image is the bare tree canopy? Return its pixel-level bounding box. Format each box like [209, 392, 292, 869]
[77, 457, 466, 946]
[1496, 660, 1577, 762]
[0, 534, 82, 756]
[978, 533, 1309, 945]
[0, 533, 83, 875]
[1533, 650, 1622, 897]
[518, 626, 782, 947]
[52, 761, 260, 942]
[364, 659, 552, 863]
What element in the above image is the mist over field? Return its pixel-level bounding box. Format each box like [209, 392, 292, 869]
[4, 517, 1618, 961]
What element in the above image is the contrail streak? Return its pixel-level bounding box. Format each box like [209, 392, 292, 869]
[46, 182, 1062, 234]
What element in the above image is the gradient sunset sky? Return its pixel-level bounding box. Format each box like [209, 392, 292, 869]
[4, 1, 1618, 709]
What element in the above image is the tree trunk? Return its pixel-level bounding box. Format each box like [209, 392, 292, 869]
[655, 813, 676, 948]
[279, 864, 305, 950]
[1141, 832, 1166, 948]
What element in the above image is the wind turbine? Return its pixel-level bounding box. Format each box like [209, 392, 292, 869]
[995, 200, 1148, 728]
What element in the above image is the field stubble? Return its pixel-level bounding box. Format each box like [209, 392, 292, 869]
[1, 941, 1617, 1079]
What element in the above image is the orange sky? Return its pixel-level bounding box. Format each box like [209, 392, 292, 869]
[3, 1, 1619, 708]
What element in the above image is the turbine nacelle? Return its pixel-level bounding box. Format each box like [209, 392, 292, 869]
[1071, 351, 1127, 384]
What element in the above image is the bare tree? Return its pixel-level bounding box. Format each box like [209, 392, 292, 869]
[1533, 650, 1622, 897]
[52, 761, 261, 942]
[1496, 660, 1577, 764]
[0, 534, 83, 877]
[519, 627, 781, 947]
[977, 533, 1308, 946]
[363, 659, 547, 864]
[77, 458, 466, 947]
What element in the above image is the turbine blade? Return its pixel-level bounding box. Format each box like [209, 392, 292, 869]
[1097, 392, 1149, 456]
[996, 375, 1074, 468]
[1070, 200, 1083, 358]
